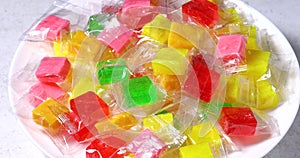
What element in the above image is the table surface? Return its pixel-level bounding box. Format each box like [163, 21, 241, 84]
[0, 0, 299, 157]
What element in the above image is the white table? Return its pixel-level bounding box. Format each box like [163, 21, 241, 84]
[0, 0, 299, 157]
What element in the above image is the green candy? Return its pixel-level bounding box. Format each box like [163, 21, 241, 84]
[122, 76, 158, 108]
[97, 59, 129, 85]
[87, 14, 112, 36]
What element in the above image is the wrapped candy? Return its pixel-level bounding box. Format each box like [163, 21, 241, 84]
[13, 0, 291, 157]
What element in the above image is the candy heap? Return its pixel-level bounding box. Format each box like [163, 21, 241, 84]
[22, 0, 283, 157]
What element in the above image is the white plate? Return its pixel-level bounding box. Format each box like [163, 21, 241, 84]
[8, 0, 300, 158]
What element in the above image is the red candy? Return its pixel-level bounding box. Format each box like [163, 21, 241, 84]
[70, 91, 109, 125]
[182, 0, 219, 27]
[35, 57, 71, 83]
[184, 54, 220, 102]
[86, 136, 127, 158]
[219, 107, 257, 136]
[35, 15, 70, 41]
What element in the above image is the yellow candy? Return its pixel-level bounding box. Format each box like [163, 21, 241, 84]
[110, 112, 138, 130]
[154, 74, 181, 92]
[143, 113, 173, 132]
[168, 22, 195, 49]
[95, 112, 138, 133]
[245, 50, 270, 79]
[186, 122, 221, 149]
[54, 30, 87, 61]
[246, 38, 261, 51]
[72, 76, 95, 98]
[152, 48, 188, 75]
[225, 76, 239, 103]
[256, 80, 279, 110]
[142, 14, 171, 44]
[215, 24, 256, 39]
[179, 143, 214, 158]
[32, 99, 68, 131]
[77, 37, 102, 61]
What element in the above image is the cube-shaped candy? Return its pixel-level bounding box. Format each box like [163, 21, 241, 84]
[256, 80, 279, 110]
[97, 59, 129, 85]
[154, 74, 181, 92]
[246, 50, 270, 79]
[98, 24, 134, 54]
[122, 0, 151, 10]
[122, 76, 158, 108]
[179, 143, 214, 158]
[143, 113, 174, 132]
[186, 122, 221, 149]
[216, 34, 247, 67]
[184, 54, 220, 102]
[54, 111, 94, 142]
[29, 82, 66, 107]
[168, 22, 195, 49]
[86, 136, 127, 158]
[142, 14, 171, 44]
[32, 98, 69, 130]
[95, 112, 138, 133]
[219, 107, 257, 136]
[53, 30, 87, 61]
[87, 14, 112, 36]
[35, 57, 71, 83]
[215, 24, 256, 39]
[127, 129, 166, 158]
[152, 48, 188, 75]
[35, 15, 70, 41]
[182, 0, 219, 28]
[70, 91, 109, 125]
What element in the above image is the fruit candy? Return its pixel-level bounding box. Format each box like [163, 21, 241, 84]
[35, 15, 70, 41]
[219, 107, 257, 136]
[143, 113, 174, 132]
[35, 57, 71, 83]
[32, 98, 68, 131]
[179, 143, 214, 158]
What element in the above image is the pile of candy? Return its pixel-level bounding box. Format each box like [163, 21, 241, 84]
[14, 0, 288, 157]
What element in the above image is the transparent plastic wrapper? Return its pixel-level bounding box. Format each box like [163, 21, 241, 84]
[10, 0, 295, 157]
[22, 2, 90, 42]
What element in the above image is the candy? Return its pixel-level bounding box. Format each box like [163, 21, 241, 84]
[32, 98, 68, 130]
[35, 15, 70, 41]
[168, 22, 216, 54]
[256, 80, 279, 110]
[152, 48, 188, 75]
[87, 14, 112, 36]
[143, 113, 174, 132]
[122, 0, 151, 10]
[219, 107, 257, 136]
[98, 24, 134, 54]
[35, 57, 71, 83]
[127, 129, 166, 158]
[70, 91, 109, 125]
[95, 112, 138, 133]
[53, 30, 87, 61]
[182, 0, 219, 28]
[186, 122, 221, 149]
[142, 14, 171, 44]
[28, 82, 66, 107]
[216, 34, 247, 67]
[122, 76, 158, 108]
[179, 143, 214, 158]
[86, 136, 127, 158]
[154, 74, 181, 92]
[184, 54, 220, 102]
[97, 58, 129, 85]
[245, 50, 270, 79]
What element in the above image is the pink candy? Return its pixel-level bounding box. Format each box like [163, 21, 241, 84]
[127, 129, 166, 158]
[35, 15, 70, 41]
[122, 0, 151, 10]
[35, 57, 71, 83]
[28, 82, 66, 107]
[97, 24, 134, 54]
[216, 34, 247, 66]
